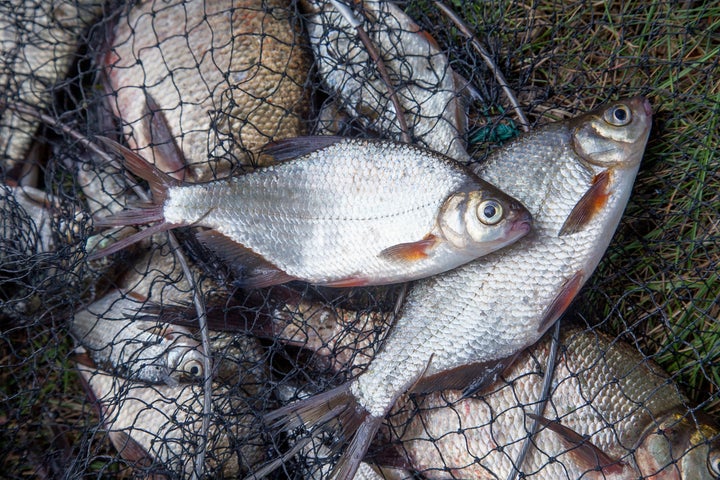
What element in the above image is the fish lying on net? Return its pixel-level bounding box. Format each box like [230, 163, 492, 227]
[91, 136, 531, 288]
[386, 324, 720, 479]
[0, 0, 104, 175]
[103, 0, 311, 179]
[77, 343, 269, 478]
[259, 299, 720, 479]
[255, 97, 652, 479]
[301, 0, 472, 162]
[70, 289, 205, 385]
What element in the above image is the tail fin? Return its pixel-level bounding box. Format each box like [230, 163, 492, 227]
[87, 137, 183, 260]
[248, 384, 384, 480]
[96, 136, 180, 203]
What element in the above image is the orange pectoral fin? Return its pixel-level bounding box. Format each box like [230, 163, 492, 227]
[559, 169, 611, 236]
[378, 234, 439, 263]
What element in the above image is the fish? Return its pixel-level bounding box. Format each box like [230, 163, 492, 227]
[91, 135, 532, 288]
[76, 354, 269, 477]
[0, 0, 104, 174]
[70, 289, 205, 384]
[385, 324, 720, 479]
[256, 97, 653, 479]
[301, 0, 472, 162]
[103, 0, 311, 180]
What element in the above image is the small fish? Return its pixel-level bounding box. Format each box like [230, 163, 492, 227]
[0, 0, 104, 173]
[76, 355, 268, 477]
[386, 325, 720, 479]
[255, 97, 652, 479]
[302, 0, 472, 162]
[91, 135, 531, 288]
[104, 0, 311, 179]
[70, 289, 204, 384]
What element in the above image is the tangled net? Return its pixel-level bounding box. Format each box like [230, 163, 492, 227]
[1, 0, 718, 478]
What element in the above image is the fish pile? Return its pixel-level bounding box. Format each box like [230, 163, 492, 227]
[0, 0, 717, 479]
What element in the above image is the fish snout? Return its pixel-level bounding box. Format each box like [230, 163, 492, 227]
[509, 203, 533, 236]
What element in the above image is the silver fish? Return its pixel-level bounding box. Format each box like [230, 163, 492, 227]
[93, 136, 531, 288]
[258, 97, 652, 479]
[388, 325, 720, 479]
[104, 0, 311, 179]
[77, 357, 267, 477]
[70, 289, 204, 384]
[302, 0, 471, 162]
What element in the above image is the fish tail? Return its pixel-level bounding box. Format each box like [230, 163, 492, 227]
[96, 135, 180, 203]
[252, 384, 383, 480]
[87, 137, 182, 260]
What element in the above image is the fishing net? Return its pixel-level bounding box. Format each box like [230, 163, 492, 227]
[1, 0, 718, 478]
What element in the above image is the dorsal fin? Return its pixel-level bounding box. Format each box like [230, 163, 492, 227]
[261, 136, 347, 162]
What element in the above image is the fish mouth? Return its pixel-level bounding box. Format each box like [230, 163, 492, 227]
[510, 211, 533, 236]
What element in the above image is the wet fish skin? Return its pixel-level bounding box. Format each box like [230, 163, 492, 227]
[77, 360, 267, 477]
[0, 0, 104, 172]
[302, 0, 471, 162]
[70, 289, 205, 384]
[389, 326, 720, 479]
[105, 0, 311, 179]
[96, 136, 531, 288]
[259, 97, 652, 480]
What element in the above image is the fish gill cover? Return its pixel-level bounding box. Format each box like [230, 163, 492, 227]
[0, 0, 718, 479]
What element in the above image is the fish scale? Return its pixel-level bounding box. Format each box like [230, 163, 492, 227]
[97, 135, 530, 288]
[258, 97, 652, 480]
[391, 326, 720, 479]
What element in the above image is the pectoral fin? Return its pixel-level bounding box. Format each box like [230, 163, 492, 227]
[378, 234, 439, 263]
[196, 230, 297, 288]
[528, 414, 624, 475]
[559, 169, 611, 236]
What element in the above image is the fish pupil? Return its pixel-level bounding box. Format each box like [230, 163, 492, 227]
[614, 107, 628, 122]
[484, 204, 497, 219]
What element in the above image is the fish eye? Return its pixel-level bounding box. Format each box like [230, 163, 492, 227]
[183, 360, 203, 378]
[709, 449, 720, 476]
[604, 104, 632, 126]
[477, 200, 503, 225]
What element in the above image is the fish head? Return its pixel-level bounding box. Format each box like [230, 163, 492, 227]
[635, 412, 720, 479]
[165, 334, 205, 383]
[438, 184, 532, 255]
[570, 96, 652, 170]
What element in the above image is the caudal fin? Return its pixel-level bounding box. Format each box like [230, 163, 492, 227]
[87, 137, 182, 260]
[247, 384, 384, 480]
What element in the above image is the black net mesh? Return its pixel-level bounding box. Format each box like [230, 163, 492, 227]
[1, 0, 718, 478]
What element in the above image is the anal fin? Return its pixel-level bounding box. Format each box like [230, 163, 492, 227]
[410, 354, 517, 396]
[538, 270, 584, 334]
[195, 230, 297, 288]
[527, 414, 624, 475]
[559, 169, 611, 236]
